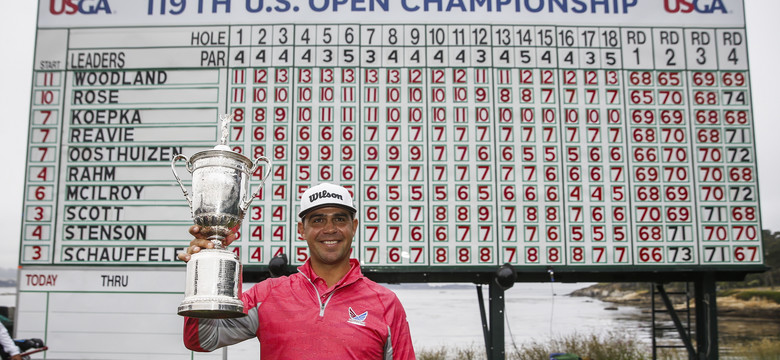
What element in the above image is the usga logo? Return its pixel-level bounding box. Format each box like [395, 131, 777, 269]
[50, 0, 112, 15]
[663, 0, 727, 13]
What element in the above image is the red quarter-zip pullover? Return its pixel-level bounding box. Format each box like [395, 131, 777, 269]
[184, 259, 415, 359]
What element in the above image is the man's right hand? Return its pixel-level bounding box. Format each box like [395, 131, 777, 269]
[177, 225, 238, 262]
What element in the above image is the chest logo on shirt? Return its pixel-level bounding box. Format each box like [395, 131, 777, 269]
[347, 307, 368, 326]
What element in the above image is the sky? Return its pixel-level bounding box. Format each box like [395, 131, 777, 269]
[1, 1, 779, 268]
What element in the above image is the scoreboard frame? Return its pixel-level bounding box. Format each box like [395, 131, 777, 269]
[21, 0, 767, 282]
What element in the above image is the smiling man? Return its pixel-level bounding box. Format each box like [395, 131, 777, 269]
[179, 183, 415, 359]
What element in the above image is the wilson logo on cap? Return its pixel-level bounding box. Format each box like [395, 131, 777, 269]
[309, 190, 344, 203]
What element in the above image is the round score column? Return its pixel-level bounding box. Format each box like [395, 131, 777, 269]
[693, 28, 762, 264]
[625, 28, 699, 266]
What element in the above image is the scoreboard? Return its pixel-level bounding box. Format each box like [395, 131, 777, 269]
[22, 0, 764, 272]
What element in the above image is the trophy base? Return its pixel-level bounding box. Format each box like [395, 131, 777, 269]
[178, 300, 246, 319]
[179, 249, 246, 319]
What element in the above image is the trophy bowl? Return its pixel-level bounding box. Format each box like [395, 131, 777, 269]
[172, 115, 271, 318]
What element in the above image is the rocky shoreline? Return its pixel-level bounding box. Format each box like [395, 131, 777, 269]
[570, 283, 780, 319]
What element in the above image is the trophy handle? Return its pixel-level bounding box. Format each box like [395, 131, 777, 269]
[171, 154, 194, 209]
[242, 156, 272, 213]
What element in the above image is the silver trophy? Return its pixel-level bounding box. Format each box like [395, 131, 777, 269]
[172, 114, 272, 318]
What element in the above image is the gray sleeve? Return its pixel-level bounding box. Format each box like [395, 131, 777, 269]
[196, 306, 260, 351]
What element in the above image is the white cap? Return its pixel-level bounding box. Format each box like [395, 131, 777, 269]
[298, 183, 357, 219]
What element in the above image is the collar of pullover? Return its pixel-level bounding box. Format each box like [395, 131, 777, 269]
[298, 258, 364, 295]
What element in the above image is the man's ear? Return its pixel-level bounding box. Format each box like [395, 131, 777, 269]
[297, 220, 304, 236]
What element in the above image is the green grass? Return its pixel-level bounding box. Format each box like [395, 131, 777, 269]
[416, 332, 649, 360]
[729, 338, 780, 360]
[414, 334, 780, 360]
[416, 345, 481, 360]
[733, 290, 780, 304]
[417, 346, 449, 360]
[508, 332, 648, 360]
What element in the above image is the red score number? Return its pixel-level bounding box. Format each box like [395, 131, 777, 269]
[639, 247, 663, 262]
[629, 71, 652, 86]
[657, 72, 681, 86]
[722, 72, 746, 87]
[692, 72, 716, 86]
[734, 246, 758, 262]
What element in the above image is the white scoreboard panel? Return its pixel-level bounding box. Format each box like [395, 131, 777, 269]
[22, 0, 764, 270]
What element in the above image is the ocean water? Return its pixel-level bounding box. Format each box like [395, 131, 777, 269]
[0, 289, 14, 308]
[387, 282, 646, 352]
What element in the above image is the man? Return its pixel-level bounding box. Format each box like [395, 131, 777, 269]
[0, 322, 21, 360]
[179, 183, 415, 359]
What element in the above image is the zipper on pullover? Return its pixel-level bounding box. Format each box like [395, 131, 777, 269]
[319, 292, 335, 317]
[300, 270, 338, 317]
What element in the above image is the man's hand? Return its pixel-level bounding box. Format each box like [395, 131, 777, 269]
[10, 354, 22, 360]
[177, 225, 238, 262]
